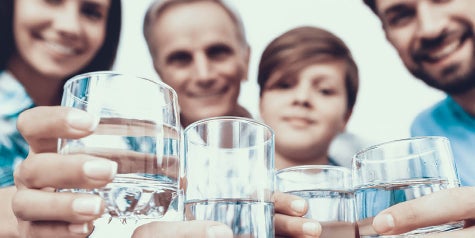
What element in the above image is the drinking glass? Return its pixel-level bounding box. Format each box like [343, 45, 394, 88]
[276, 165, 358, 238]
[353, 136, 462, 237]
[182, 116, 275, 238]
[58, 71, 180, 222]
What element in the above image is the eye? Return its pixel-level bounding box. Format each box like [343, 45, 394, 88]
[81, 2, 106, 21]
[166, 51, 192, 67]
[206, 44, 233, 61]
[385, 7, 415, 27]
[268, 79, 294, 90]
[319, 88, 335, 95]
[385, 5, 416, 27]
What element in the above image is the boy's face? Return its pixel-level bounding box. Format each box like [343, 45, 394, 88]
[259, 60, 350, 162]
[375, 0, 475, 94]
[149, 1, 249, 127]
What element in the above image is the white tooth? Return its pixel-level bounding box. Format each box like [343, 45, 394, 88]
[45, 41, 76, 55]
[430, 41, 460, 60]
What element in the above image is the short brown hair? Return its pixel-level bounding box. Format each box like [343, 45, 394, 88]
[363, 0, 377, 14]
[257, 26, 359, 112]
[143, 0, 248, 56]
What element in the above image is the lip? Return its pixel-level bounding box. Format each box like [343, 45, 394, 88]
[415, 30, 469, 65]
[283, 116, 315, 127]
[34, 32, 81, 57]
[44, 41, 78, 56]
[187, 85, 228, 98]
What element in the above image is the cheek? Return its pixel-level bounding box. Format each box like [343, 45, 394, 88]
[388, 32, 413, 60]
[87, 25, 107, 54]
[259, 97, 279, 122]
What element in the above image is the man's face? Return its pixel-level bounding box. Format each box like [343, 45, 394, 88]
[375, 0, 475, 94]
[149, 1, 249, 127]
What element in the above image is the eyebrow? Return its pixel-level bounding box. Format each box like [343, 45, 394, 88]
[382, 3, 410, 17]
[82, 0, 110, 10]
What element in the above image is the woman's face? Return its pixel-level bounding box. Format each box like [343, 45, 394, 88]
[260, 60, 350, 161]
[12, 0, 110, 79]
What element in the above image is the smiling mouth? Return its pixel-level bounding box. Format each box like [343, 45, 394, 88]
[415, 31, 470, 64]
[283, 117, 315, 127]
[188, 86, 228, 98]
[44, 41, 78, 56]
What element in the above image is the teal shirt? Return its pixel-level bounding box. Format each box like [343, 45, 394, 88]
[411, 96, 475, 186]
[0, 71, 34, 187]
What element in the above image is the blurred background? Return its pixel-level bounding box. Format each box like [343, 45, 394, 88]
[113, 0, 445, 144]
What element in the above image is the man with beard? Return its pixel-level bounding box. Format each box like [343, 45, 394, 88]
[361, 1, 475, 237]
[364, 0, 475, 187]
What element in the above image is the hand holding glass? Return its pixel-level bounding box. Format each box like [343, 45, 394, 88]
[353, 136, 462, 237]
[182, 117, 275, 238]
[58, 71, 180, 222]
[277, 165, 358, 238]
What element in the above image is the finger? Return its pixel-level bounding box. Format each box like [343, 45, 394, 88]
[275, 213, 321, 237]
[15, 154, 116, 189]
[274, 191, 308, 216]
[427, 225, 475, 238]
[132, 220, 233, 238]
[18, 221, 94, 238]
[17, 106, 97, 153]
[372, 187, 475, 235]
[13, 189, 104, 223]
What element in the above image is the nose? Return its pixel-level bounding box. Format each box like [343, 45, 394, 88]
[192, 54, 215, 86]
[415, 2, 446, 41]
[292, 83, 312, 108]
[52, 5, 82, 40]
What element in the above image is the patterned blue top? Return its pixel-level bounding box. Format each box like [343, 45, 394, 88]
[0, 71, 34, 187]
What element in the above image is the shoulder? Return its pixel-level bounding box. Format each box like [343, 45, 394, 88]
[410, 97, 451, 135]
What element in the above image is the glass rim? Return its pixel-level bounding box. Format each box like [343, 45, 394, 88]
[184, 116, 274, 137]
[63, 71, 178, 102]
[353, 136, 449, 160]
[276, 164, 351, 176]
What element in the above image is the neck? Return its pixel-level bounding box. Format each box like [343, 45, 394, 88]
[7, 54, 64, 106]
[451, 88, 475, 117]
[274, 151, 329, 170]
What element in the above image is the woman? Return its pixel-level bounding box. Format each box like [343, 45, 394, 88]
[257, 26, 359, 169]
[0, 0, 121, 187]
[0, 0, 121, 236]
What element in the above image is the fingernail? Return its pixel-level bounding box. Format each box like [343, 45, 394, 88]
[69, 223, 89, 234]
[207, 225, 233, 238]
[83, 160, 117, 180]
[72, 196, 102, 215]
[303, 222, 321, 236]
[291, 199, 306, 213]
[67, 109, 98, 131]
[373, 213, 395, 233]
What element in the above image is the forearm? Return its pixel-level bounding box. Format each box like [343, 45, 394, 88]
[0, 186, 19, 237]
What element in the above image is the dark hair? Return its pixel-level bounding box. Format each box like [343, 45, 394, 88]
[143, 0, 247, 56]
[0, 0, 122, 75]
[257, 26, 359, 112]
[363, 0, 377, 14]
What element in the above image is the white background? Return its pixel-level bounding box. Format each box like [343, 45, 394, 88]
[113, 0, 445, 144]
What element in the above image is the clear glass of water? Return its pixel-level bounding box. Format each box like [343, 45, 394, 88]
[58, 71, 180, 223]
[353, 136, 462, 237]
[276, 165, 358, 238]
[182, 116, 275, 238]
